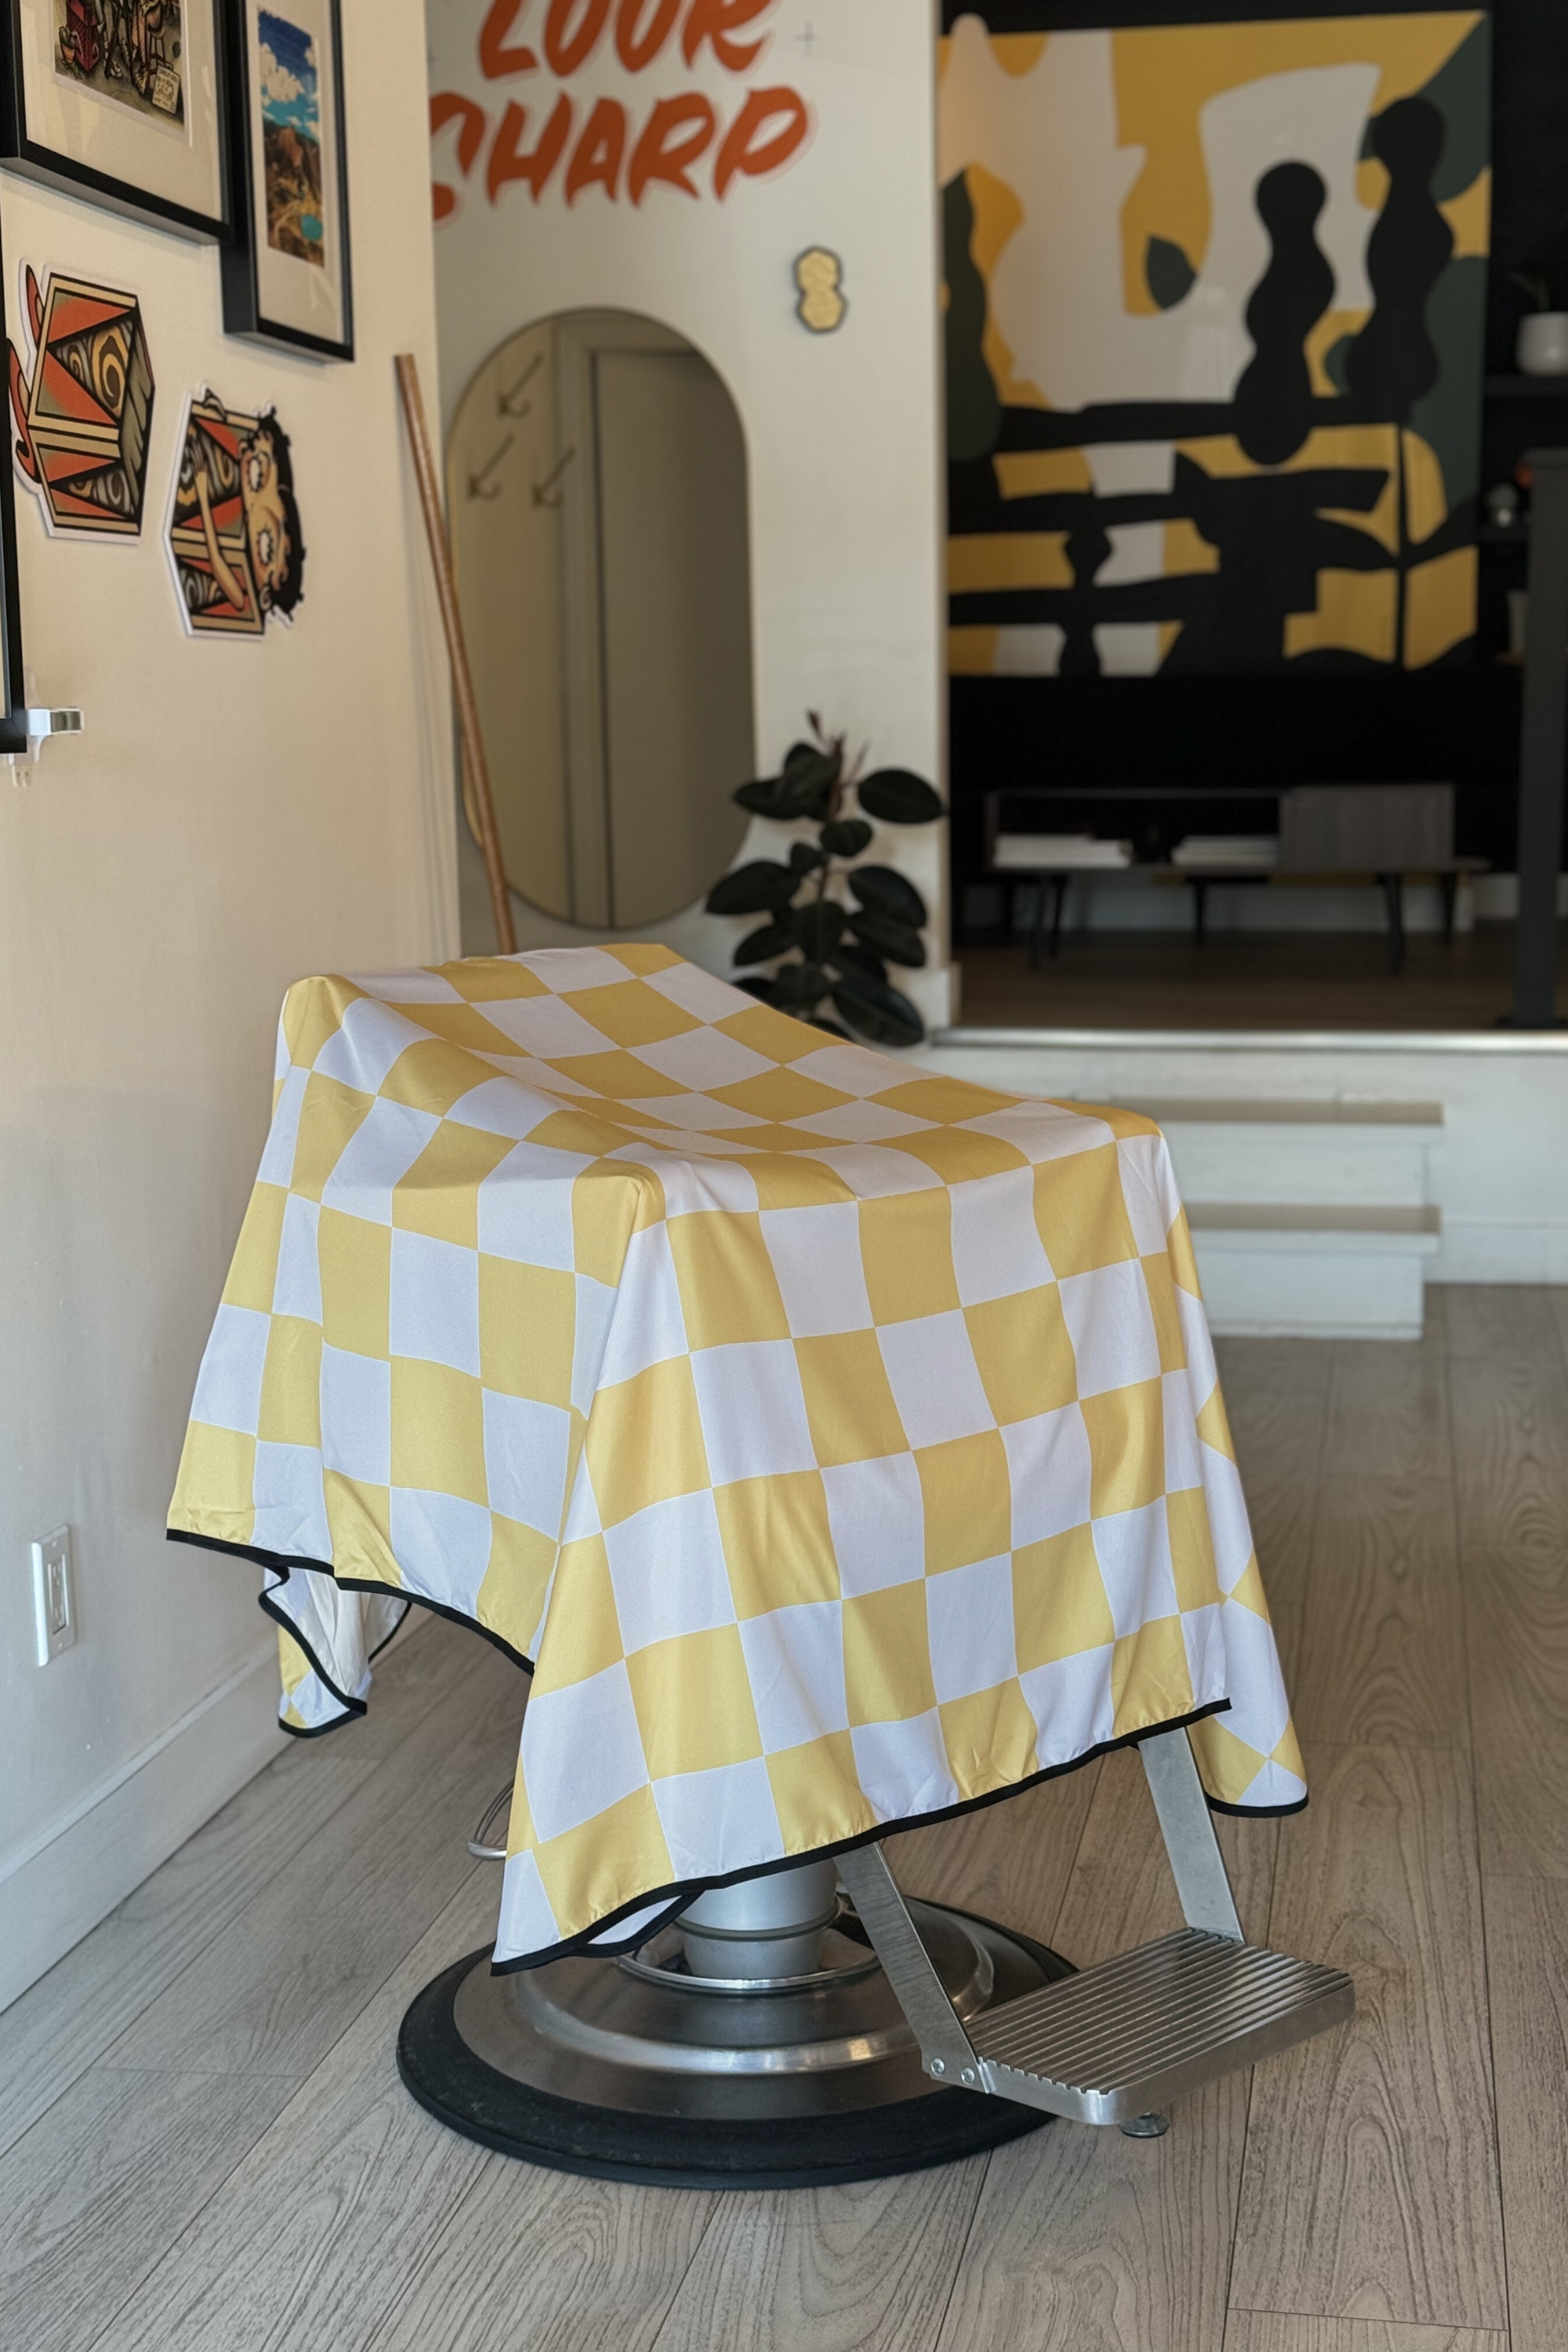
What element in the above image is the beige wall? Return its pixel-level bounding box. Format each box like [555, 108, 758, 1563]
[0, 0, 456, 2005]
[428, 0, 953, 1027]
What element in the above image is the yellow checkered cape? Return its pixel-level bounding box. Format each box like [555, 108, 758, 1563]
[169, 944, 1305, 1967]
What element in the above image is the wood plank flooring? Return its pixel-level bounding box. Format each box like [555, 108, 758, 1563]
[3, 1287, 1566, 2351]
[952, 929, 1567, 1033]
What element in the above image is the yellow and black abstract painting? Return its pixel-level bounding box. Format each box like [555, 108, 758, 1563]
[942, 10, 1490, 674]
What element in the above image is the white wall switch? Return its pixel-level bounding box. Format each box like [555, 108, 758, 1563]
[31, 1526, 75, 1664]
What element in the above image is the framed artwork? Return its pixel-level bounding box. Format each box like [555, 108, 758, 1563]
[0, 245, 28, 753]
[220, 0, 351, 361]
[942, 8, 1491, 675]
[0, 0, 230, 241]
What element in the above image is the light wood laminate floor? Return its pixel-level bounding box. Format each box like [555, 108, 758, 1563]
[3, 1288, 1566, 2352]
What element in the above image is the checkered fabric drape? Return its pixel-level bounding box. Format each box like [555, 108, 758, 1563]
[169, 945, 1304, 1968]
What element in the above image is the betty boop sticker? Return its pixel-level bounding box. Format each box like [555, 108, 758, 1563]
[167, 387, 305, 634]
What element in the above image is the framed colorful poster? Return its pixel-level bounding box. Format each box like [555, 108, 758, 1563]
[220, 0, 351, 360]
[0, 0, 230, 241]
[0, 242, 28, 753]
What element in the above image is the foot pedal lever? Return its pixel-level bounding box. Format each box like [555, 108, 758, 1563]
[837, 1727, 1352, 2127]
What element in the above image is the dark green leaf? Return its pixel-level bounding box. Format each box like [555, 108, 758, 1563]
[786, 737, 842, 781]
[775, 960, 832, 1011]
[848, 906, 925, 967]
[734, 916, 800, 965]
[819, 818, 873, 858]
[795, 900, 845, 962]
[789, 840, 826, 874]
[806, 1016, 851, 1039]
[734, 776, 793, 817]
[829, 938, 888, 985]
[738, 975, 782, 1005]
[761, 746, 840, 819]
[706, 861, 798, 915]
[855, 768, 946, 826]
[732, 744, 840, 822]
[829, 972, 924, 1049]
[848, 865, 927, 927]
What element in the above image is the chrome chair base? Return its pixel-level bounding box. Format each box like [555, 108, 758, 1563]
[397, 1893, 1073, 2187]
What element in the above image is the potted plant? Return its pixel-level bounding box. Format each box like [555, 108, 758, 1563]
[1510, 253, 1568, 376]
[705, 717, 945, 1048]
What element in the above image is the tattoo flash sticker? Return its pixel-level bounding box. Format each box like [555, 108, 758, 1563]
[167, 386, 305, 635]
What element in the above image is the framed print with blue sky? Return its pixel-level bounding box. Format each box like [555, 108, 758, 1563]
[941, 9, 1491, 675]
[221, 0, 351, 360]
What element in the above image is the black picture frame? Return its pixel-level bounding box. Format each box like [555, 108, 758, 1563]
[220, 0, 353, 362]
[0, 220, 31, 756]
[0, 0, 231, 241]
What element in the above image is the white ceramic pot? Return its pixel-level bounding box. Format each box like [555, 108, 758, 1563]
[1517, 311, 1568, 375]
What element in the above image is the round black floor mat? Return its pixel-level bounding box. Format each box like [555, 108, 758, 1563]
[398, 1923, 1072, 2190]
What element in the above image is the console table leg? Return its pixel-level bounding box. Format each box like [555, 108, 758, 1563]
[1379, 873, 1406, 971]
[1049, 874, 1069, 960]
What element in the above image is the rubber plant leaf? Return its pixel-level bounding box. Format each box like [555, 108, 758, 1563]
[707, 860, 799, 915]
[796, 899, 846, 960]
[848, 865, 927, 926]
[847, 905, 926, 967]
[829, 938, 888, 985]
[829, 971, 924, 1047]
[855, 769, 946, 826]
[734, 916, 800, 965]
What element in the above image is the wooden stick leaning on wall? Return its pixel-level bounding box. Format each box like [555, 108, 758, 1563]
[395, 352, 517, 956]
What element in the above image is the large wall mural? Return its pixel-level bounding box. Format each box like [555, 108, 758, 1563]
[941, 11, 1490, 676]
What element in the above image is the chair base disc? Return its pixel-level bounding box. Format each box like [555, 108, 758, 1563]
[397, 1899, 1073, 2189]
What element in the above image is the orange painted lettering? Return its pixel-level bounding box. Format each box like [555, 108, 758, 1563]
[430, 93, 488, 221]
[566, 96, 628, 201]
[478, 0, 538, 77]
[628, 93, 717, 202]
[615, 0, 679, 71]
[543, 0, 612, 73]
[487, 94, 575, 201]
[681, 0, 772, 72]
[713, 85, 809, 196]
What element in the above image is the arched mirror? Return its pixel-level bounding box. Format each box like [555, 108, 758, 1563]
[447, 310, 755, 931]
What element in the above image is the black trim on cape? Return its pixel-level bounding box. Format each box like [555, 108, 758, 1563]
[168, 1526, 1308, 1968]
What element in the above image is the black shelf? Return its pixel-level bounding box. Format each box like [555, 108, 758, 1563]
[1485, 374, 1568, 398]
[1478, 521, 1530, 543]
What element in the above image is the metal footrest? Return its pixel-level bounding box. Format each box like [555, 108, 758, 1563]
[967, 1928, 1353, 2125]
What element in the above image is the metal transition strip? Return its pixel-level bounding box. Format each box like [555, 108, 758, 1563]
[931, 1026, 1568, 1054]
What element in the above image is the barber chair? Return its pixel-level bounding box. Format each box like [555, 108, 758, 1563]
[398, 1726, 1351, 2188]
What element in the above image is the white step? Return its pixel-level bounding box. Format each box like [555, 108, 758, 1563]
[1189, 1203, 1441, 1340]
[1094, 1097, 1443, 1210]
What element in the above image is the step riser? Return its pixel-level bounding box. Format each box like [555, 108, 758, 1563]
[1162, 1131, 1433, 1207]
[1194, 1240, 1428, 1339]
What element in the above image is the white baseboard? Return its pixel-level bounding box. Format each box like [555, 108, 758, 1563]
[0, 1646, 286, 2015]
[1430, 1221, 1568, 1285]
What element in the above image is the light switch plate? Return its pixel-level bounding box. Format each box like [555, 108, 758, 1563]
[31, 1526, 75, 1664]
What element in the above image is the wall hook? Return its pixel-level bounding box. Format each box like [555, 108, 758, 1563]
[532, 446, 576, 508]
